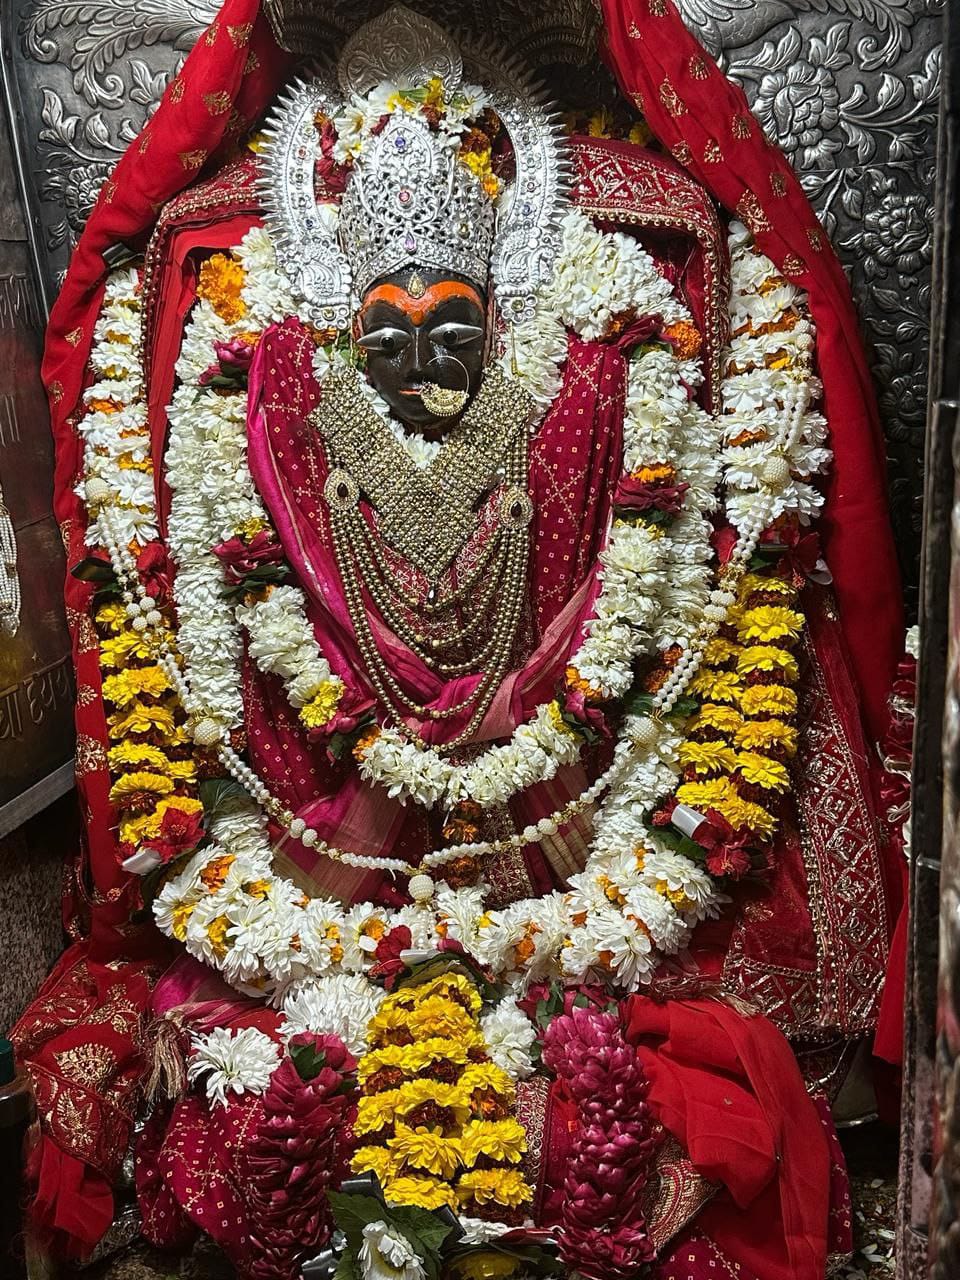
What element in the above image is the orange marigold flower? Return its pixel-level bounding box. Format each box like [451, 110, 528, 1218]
[631, 462, 677, 486]
[353, 726, 381, 762]
[197, 252, 247, 324]
[663, 319, 702, 359]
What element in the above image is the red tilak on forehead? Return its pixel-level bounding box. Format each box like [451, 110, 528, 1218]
[360, 280, 485, 326]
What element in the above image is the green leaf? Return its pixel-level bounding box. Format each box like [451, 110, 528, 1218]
[199, 776, 251, 819]
[70, 555, 116, 583]
[328, 1192, 389, 1248]
[290, 1040, 327, 1081]
[389, 1204, 453, 1255]
[333, 1251, 359, 1280]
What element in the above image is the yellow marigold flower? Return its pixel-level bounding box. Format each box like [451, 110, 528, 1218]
[235, 515, 267, 540]
[394, 972, 482, 1014]
[102, 665, 171, 707]
[678, 740, 738, 776]
[460, 1118, 527, 1166]
[358, 1043, 421, 1082]
[394, 1079, 471, 1122]
[546, 699, 577, 738]
[737, 751, 791, 792]
[99, 630, 154, 666]
[382, 1175, 458, 1212]
[108, 700, 177, 738]
[351, 1145, 401, 1183]
[739, 684, 798, 718]
[96, 601, 129, 634]
[108, 771, 174, 809]
[735, 719, 798, 756]
[460, 1062, 515, 1102]
[356, 1090, 404, 1136]
[631, 462, 676, 485]
[197, 252, 247, 325]
[688, 670, 743, 704]
[695, 704, 743, 735]
[731, 797, 777, 838]
[702, 636, 741, 667]
[457, 1168, 532, 1209]
[367, 1004, 414, 1047]
[737, 606, 805, 644]
[460, 148, 494, 182]
[409, 997, 475, 1043]
[628, 120, 652, 146]
[171, 902, 195, 942]
[675, 777, 740, 809]
[298, 680, 342, 730]
[167, 759, 198, 782]
[737, 646, 799, 681]
[108, 741, 170, 772]
[740, 572, 796, 599]
[207, 915, 230, 960]
[423, 76, 445, 110]
[586, 106, 615, 137]
[387, 1124, 463, 1179]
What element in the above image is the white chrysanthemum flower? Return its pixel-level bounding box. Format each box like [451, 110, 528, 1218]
[481, 1000, 538, 1080]
[187, 1026, 280, 1109]
[359, 1221, 426, 1280]
[279, 973, 386, 1055]
[457, 1217, 512, 1245]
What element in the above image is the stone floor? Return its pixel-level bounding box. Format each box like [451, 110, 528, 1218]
[65, 1124, 901, 1280]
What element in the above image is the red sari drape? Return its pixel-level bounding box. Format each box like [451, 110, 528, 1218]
[24, 0, 902, 1260]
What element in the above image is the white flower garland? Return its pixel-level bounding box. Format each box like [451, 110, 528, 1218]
[80, 213, 829, 1014]
[167, 212, 718, 812]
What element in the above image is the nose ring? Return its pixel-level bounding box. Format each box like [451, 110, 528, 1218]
[420, 355, 470, 418]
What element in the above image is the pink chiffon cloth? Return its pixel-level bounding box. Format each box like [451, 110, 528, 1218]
[243, 317, 627, 900]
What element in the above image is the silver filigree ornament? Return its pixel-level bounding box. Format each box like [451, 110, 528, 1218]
[257, 4, 572, 330]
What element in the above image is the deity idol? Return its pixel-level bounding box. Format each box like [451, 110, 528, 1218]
[15, 2, 906, 1278]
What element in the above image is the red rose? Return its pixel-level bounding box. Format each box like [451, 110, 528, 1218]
[368, 925, 413, 989]
[212, 530, 285, 585]
[562, 685, 609, 738]
[137, 541, 174, 605]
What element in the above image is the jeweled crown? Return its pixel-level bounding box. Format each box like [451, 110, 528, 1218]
[259, 5, 571, 328]
[339, 112, 495, 296]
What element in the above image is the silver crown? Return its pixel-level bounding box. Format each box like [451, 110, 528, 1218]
[258, 5, 572, 329]
[339, 112, 495, 297]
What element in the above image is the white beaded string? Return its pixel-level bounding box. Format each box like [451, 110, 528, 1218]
[0, 481, 20, 638]
[89, 379, 808, 884]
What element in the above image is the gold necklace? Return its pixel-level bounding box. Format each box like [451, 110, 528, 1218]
[315, 369, 535, 752]
[310, 362, 534, 581]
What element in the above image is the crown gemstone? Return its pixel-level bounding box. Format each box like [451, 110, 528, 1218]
[398, 188, 411, 205]
[403, 231, 417, 252]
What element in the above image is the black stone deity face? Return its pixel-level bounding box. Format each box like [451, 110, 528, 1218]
[356, 267, 486, 435]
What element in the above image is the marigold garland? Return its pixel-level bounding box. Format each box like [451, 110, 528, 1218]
[350, 973, 533, 1216]
[78, 270, 204, 874]
[674, 572, 804, 860]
